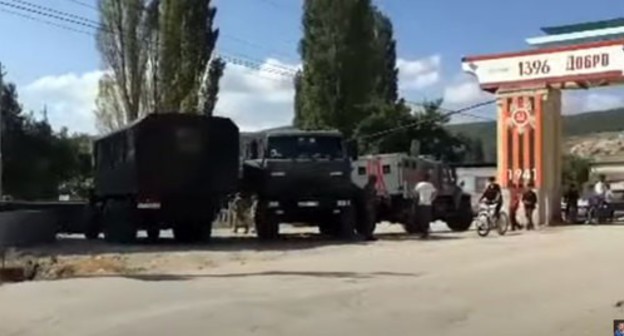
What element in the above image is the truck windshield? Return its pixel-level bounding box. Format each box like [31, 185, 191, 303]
[267, 135, 344, 159]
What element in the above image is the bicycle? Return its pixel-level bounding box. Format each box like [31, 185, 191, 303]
[473, 202, 509, 237]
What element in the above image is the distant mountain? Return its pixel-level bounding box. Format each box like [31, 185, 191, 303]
[447, 108, 624, 160]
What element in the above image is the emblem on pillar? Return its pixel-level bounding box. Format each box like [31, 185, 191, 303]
[508, 98, 535, 134]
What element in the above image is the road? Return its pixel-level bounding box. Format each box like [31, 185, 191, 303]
[1, 224, 623, 336]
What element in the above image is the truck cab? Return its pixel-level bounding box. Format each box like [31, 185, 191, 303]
[242, 129, 362, 240]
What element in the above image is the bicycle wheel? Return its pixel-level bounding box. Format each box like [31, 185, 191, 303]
[497, 212, 510, 236]
[476, 214, 490, 237]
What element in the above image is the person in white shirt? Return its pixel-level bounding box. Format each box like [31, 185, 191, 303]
[414, 173, 437, 238]
[594, 174, 607, 198]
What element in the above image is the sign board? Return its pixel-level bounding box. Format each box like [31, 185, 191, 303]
[462, 40, 624, 89]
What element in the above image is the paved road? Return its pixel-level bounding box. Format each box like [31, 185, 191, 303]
[1, 225, 624, 336]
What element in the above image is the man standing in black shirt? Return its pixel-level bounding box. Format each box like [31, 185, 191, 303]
[479, 176, 503, 220]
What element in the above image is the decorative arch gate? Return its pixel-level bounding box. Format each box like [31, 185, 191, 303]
[462, 20, 624, 226]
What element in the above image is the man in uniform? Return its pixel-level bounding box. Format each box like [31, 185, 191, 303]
[361, 175, 378, 241]
[479, 176, 503, 220]
[522, 182, 538, 230]
[232, 192, 253, 234]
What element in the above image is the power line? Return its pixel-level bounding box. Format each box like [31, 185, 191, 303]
[0, 0, 498, 142]
[355, 99, 497, 142]
[0, 2, 296, 80]
[0, 0, 101, 30]
[0, 6, 94, 36]
[63, 0, 97, 11]
[0, 0, 299, 77]
[9, 0, 99, 25]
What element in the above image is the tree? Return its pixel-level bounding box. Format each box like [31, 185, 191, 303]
[0, 76, 86, 200]
[354, 99, 467, 162]
[96, 0, 153, 123]
[95, 0, 224, 131]
[293, 70, 303, 126]
[371, 7, 398, 104]
[157, 0, 221, 113]
[199, 57, 226, 116]
[296, 0, 378, 138]
[94, 73, 126, 133]
[562, 154, 591, 188]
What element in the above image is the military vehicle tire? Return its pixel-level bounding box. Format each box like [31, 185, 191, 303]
[318, 222, 336, 236]
[255, 202, 279, 241]
[355, 199, 376, 238]
[103, 199, 138, 244]
[84, 204, 101, 240]
[402, 204, 421, 234]
[174, 221, 211, 243]
[337, 206, 356, 240]
[446, 210, 473, 232]
[146, 227, 160, 242]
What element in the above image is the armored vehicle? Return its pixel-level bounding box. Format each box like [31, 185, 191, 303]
[87, 113, 239, 243]
[242, 129, 370, 240]
[352, 153, 473, 233]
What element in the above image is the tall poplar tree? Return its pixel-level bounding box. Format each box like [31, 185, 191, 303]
[295, 0, 378, 138]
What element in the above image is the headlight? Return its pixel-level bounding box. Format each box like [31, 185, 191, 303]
[329, 171, 344, 176]
[268, 201, 280, 208]
[270, 171, 286, 177]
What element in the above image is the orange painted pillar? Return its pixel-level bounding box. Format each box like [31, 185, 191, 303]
[496, 88, 562, 226]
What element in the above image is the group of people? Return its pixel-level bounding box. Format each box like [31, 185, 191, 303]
[479, 177, 538, 231]
[563, 174, 614, 223]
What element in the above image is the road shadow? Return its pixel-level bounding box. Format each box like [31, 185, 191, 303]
[17, 224, 468, 258]
[21, 232, 357, 257]
[76, 270, 424, 282]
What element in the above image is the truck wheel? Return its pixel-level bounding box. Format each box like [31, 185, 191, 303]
[355, 200, 376, 238]
[255, 202, 279, 241]
[174, 221, 211, 243]
[403, 204, 421, 234]
[103, 199, 138, 244]
[84, 203, 102, 240]
[446, 211, 473, 232]
[337, 206, 356, 240]
[146, 227, 160, 242]
[319, 222, 336, 236]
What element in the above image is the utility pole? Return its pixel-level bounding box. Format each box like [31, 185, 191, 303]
[0, 62, 5, 199]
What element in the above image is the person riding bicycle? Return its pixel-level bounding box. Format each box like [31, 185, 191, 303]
[479, 176, 502, 220]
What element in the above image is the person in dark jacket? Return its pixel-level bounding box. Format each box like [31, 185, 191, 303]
[522, 183, 538, 230]
[563, 183, 580, 223]
[361, 175, 378, 241]
[479, 176, 502, 220]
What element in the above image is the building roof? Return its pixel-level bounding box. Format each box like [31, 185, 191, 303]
[541, 18, 624, 35]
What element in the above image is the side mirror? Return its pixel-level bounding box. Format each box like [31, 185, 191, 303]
[347, 142, 358, 160]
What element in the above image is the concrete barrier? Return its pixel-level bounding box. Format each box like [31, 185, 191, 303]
[0, 210, 58, 248]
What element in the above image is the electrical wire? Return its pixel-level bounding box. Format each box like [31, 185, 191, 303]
[9, 0, 99, 25]
[63, 0, 97, 11]
[0, 0, 498, 142]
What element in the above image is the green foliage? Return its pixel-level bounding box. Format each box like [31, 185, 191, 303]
[95, 0, 222, 131]
[199, 57, 226, 116]
[354, 99, 467, 163]
[295, 1, 465, 162]
[371, 7, 398, 104]
[1, 82, 90, 200]
[158, 0, 220, 113]
[296, 0, 378, 138]
[562, 154, 591, 188]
